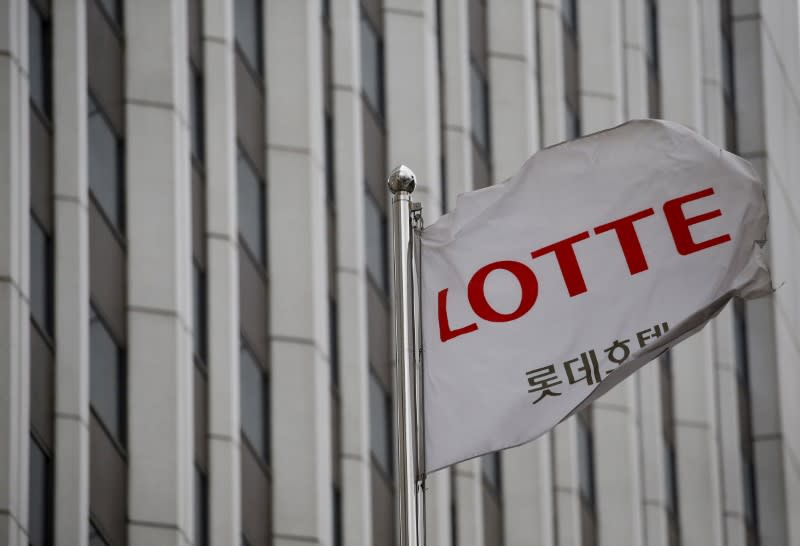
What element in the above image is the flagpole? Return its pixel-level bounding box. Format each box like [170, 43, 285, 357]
[388, 165, 425, 546]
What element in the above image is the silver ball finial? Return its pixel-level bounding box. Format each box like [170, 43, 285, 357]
[387, 165, 416, 194]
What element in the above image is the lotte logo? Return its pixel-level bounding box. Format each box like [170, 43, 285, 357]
[437, 187, 732, 343]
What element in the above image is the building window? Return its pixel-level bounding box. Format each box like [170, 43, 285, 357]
[660, 351, 681, 545]
[577, 413, 595, 507]
[190, 64, 205, 162]
[97, 0, 123, 27]
[237, 149, 266, 265]
[235, 0, 263, 75]
[364, 190, 387, 293]
[470, 61, 490, 155]
[565, 99, 581, 140]
[28, 2, 51, 118]
[481, 452, 501, 493]
[360, 13, 384, 119]
[30, 215, 53, 335]
[645, 0, 659, 72]
[193, 261, 207, 364]
[89, 306, 125, 445]
[195, 467, 209, 546]
[562, 0, 577, 34]
[28, 436, 52, 546]
[89, 522, 110, 546]
[734, 301, 759, 541]
[88, 95, 124, 233]
[369, 371, 392, 476]
[663, 439, 679, 517]
[240, 344, 269, 462]
[333, 485, 343, 546]
[325, 113, 335, 203]
[329, 298, 339, 386]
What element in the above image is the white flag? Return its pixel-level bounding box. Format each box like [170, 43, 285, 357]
[420, 120, 771, 473]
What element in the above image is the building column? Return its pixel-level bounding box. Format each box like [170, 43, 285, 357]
[125, 1, 194, 544]
[202, 1, 242, 544]
[578, 3, 645, 546]
[622, 0, 650, 120]
[453, 460, 484, 546]
[51, 1, 91, 545]
[658, 2, 724, 545]
[483, 1, 554, 545]
[0, 1, 30, 544]
[537, 0, 566, 147]
[637, 364, 670, 546]
[697, 3, 750, 545]
[439, 0, 485, 543]
[536, 3, 584, 545]
[266, 2, 333, 546]
[331, 1, 373, 545]
[385, 0, 442, 215]
[731, 1, 796, 543]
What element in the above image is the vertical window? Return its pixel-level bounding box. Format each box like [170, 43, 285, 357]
[28, 2, 51, 118]
[28, 436, 52, 546]
[325, 113, 335, 203]
[470, 61, 490, 154]
[89, 522, 110, 546]
[663, 439, 679, 518]
[360, 14, 384, 118]
[89, 306, 125, 444]
[364, 191, 387, 293]
[645, 0, 661, 118]
[577, 414, 595, 507]
[195, 468, 209, 546]
[97, 0, 122, 27]
[237, 150, 266, 264]
[481, 452, 501, 492]
[561, 0, 577, 32]
[235, 0, 263, 74]
[369, 372, 392, 475]
[240, 344, 269, 462]
[329, 298, 339, 386]
[30, 216, 52, 335]
[734, 301, 759, 542]
[660, 351, 681, 545]
[190, 64, 205, 162]
[88, 95, 124, 232]
[565, 100, 581, 140]
[645, 0, 659, 73]
[193, 261, 207, 363]
[332, 486, 343, 546]
[577, 410, 597, 546]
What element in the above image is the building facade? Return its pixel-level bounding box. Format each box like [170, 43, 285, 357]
[1, 0, 799, 545]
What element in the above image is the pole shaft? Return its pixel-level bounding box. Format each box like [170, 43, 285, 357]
[388, 166, 423, 546]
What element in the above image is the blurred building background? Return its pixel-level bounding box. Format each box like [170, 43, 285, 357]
[1, 0, 799, 545]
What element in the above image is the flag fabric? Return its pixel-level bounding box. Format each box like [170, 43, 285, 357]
[419, 119, 771, 473]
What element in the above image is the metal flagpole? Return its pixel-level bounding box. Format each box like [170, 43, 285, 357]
[388, 165, 425, 546]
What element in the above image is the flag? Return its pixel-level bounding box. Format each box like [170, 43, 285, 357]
[419, 119, 771, 473]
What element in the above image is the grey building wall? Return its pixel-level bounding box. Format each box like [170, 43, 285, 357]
[1, 1, 798, 546]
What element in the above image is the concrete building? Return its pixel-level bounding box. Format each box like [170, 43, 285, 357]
[1, 0, 798, 545]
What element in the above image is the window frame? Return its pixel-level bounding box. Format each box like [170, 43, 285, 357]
[359, 10, 385, 122]
[236, 146, 267, 267]
[368, 369, 393, 479]
[363, 188, 388, 295]
[28, 433, 53, 546]
[240, 340, 270, 465]
[30, 213, 54, 337]
[28, 1, 52, 120]
[234, 0, 264, 77]
[89, 303, 127, 449]
[88, 92, 126, 237]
